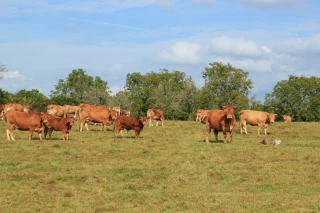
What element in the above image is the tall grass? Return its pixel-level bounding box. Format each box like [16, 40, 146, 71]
[0, 120, 319, 212]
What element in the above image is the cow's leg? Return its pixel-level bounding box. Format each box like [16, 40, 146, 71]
[222, 131, 227, 143]
[148, 118, 153, 126]
[264, 127, 267, 135]
[29, 130, 34, 141]
[62, 131, 67, 141]
[156, 121, 159, 126]
[205, 123, 211, 144]
[48, 129, 53, 139]
[214, 130, 219, 142]
[38, 131, 43, 141]
[44, 127, 48, 139]
[257, 124, 261, 135]
[7, 129, 14, 140]
[161, 119, 164, 127]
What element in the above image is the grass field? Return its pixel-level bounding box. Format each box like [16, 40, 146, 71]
[0, 120, 319, 212]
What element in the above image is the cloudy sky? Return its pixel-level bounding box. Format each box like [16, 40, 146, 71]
[0, 0, 319, 101]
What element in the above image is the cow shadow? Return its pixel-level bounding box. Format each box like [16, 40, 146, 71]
[199, 140, 225, 143]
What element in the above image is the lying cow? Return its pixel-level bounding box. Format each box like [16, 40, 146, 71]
[239, 110, 277, 135]
[206, 105, 236, 144]
[114, 115, 147, 137]
[282, 115, 292, 123]
[4, 110, 44, 141]
[42, 112, 76, 140]
[147, 108, 165, 126]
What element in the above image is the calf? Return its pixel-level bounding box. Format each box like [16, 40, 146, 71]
[206, 105, 236, 143]
[239, 110, 277, 135]
[282, 115, 292, 123]
[4, 111, 44, 141]
[121, 109, 131, 116]
[114, 115, 146, 137]
[42, 112, 76, 140]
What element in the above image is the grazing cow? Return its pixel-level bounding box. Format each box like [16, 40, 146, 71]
[110, 109, 119, 121]
[206, 105, 237, 144]
[3, 103, 31, 113]
[239, 110, 277, 135]
[282, 115, 292, 123]
[147, 108, 165, 126]
[63, 105, 80, 118]
[79, 104, 113, 131]
[42, 112, 76, 140]
[4, 110, 44, 141]
[114, 115, 146, 137]
[121, 109, 131, 116]
[196, 109, 209, 122]
[47, 104, 65, 117]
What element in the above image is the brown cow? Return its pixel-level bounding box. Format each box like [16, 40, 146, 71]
[0, 104, 5, 120]
[110, 110, 119, 121]
[3, 103, 31, 113]
[42, 112, 76, 140]
[47, 104, 65, 117]
[121, 109, 131, 116]
[206, 105, 237, 144]
[114, 115, 146, 137]
[239, 110, 277, 135]
[63, 105, 80, 118]
[4, 110, 45, 141]
[282, 115, 292, 123]
[196, 109, 209, 122]
[147, 108, 165, 126]
[79, 104, 113, 131]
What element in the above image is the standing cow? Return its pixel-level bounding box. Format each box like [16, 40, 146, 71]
[42, 112, 76, 140]
[196, 109, 209, 122]
[282, 115, 292, 123]
[4, 110, 45, 141]
[3, 103, 31, 113]
[206, 105, 236, 144]
[239, 110, 277, 135]
[79, 104, 113, 131]
[114, 115, 147, 137]
[47, 104, 65, 117]
[63, 105, 80, 118]
[147, 108, 165, 126]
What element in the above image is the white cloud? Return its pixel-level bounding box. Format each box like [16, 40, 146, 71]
[237, 0, 304, 8]
[209, 36, 265, 57]
[157, 41, 201, 64]
[275, 34, 320, 55]
[2, 71, 22, 79]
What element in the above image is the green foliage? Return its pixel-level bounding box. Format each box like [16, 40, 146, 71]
[201, 62, 253, 111]
[50, 69, 111, 105]
[265, 75, 320, 121]
[0, 88, 12, 104]
[126, 69, 198, 119]
[9, 89, 48, 111]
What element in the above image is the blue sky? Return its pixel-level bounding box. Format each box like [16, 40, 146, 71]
[0, 0, 319, 101]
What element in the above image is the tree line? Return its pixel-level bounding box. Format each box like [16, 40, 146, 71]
[1, 62, 319, 122]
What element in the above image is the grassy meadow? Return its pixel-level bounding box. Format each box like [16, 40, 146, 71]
[0, 119, 319, 212]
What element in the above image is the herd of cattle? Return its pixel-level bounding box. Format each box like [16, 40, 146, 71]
[0, 103, 291, 143]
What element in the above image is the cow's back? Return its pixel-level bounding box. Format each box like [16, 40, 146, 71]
[5, 111, 42, 129]
[239, 110, 269, 125]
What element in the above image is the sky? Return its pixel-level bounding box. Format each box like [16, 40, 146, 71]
[0, 0, 319, 101]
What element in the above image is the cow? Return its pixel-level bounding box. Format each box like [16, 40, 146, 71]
[196, 109, 209, 122]
[114, 115, 146, 137]
[282, 115, 292, 123]
[110, 109, 119, 121]
[4, 110, 45, 141]
[147, 108, 165, 126]
[205, 105, 237, 144]
[239, 110, 277, 135]
[41, 112, 76, 140]
[121, 109, 131, 116]
[112, 106, 121, 115]
[3, 103, 31, 113]
[47, 104, 65, 117]
[0, 104, 5, 120]
[79, 104, 113, 131]
[63, 105, 80, 118]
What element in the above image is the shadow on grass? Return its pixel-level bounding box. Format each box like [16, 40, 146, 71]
[199, 139, 225, 143]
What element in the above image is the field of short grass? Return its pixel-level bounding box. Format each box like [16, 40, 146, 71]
[0, 120, 319, 212]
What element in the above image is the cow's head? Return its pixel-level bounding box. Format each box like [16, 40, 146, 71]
[23, 104, 31, 112]
[222, 105, 236, 120]
[268, 113, 277, 123]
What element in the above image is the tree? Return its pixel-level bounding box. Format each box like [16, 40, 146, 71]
[125, 69, 198, 119]
[50, 69, 111, 105]
[0, 88, 12, 104]
[0, 64, 7, 79]
[201, 62, 253, 112]
[10, 89, 48, 111]
[265, 75, 320, 121]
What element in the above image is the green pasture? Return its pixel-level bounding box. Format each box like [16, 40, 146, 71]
[0, 120, 319, 212]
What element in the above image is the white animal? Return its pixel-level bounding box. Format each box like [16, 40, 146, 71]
[272, 139, 281, 146]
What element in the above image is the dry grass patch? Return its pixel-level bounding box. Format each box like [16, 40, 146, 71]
[0, 120, 319, 212]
